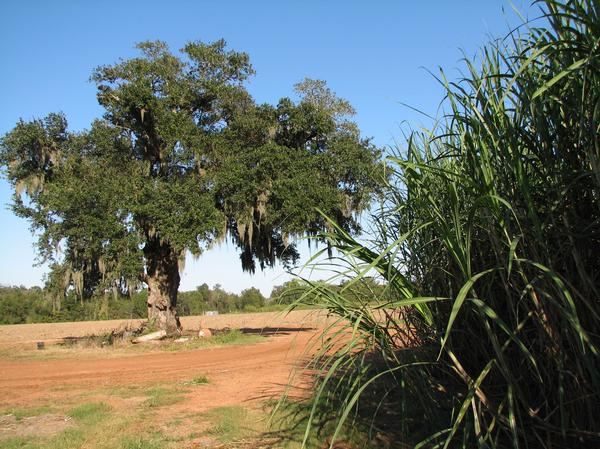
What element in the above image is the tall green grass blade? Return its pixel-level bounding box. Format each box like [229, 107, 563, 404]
[439, 269, 495, 356]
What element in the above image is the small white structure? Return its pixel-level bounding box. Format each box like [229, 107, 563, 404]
[204, 310, 219, 316]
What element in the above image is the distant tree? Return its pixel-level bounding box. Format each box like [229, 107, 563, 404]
[205, 284, 237, 313]
[196, 283, 210, 296]
[338, 276, 389, 303]
[0, 286, 47, 324]
[238, 287, 265, 310]
[0, 40, 381, 333]
[269, 279, 308, 305]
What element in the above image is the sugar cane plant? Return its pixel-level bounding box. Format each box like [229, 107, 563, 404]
[295, 1, 600, 447]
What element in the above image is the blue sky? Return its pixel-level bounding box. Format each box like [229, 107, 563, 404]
[0, 0, 538, 295]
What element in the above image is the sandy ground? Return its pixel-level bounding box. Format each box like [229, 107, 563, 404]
[0, 310, 329, 412]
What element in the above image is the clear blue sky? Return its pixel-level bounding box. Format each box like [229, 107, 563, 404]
[0, 0, 538, 295]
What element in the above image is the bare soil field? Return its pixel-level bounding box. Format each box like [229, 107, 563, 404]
[0, 309, 333, 448]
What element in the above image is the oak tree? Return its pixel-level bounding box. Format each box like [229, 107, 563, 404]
[0, 40, 380, 332]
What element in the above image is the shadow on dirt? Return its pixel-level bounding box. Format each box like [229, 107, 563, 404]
[239, 326, 316, 337]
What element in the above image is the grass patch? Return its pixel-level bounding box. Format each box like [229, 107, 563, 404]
[57, 328, 262, 352]
[211, 329, 253, 345]
[183, 374, 210, 386]
[44, 428, 87, 449]
[0, 428, 88, 449]
[0, 396, 177, 449]
[118, 435, 169, 449]
[201, 403, 381, 449]
[205, 406, 255, 442]
[102, 384, 145, 399]
[161, 329, 263, 352]
[1, 405, 54, 421]
[0, 436, 39, 449]
[68, 401, 111, 425]
[143, 387, 185, 409]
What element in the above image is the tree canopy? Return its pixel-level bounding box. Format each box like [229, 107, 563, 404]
[0, 39, 381, 331]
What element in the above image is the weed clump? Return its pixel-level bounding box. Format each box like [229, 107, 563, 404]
[68, 402, 111, 425]
[184, 375, 210, 386]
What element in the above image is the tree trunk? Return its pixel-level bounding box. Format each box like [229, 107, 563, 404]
[144, 238, 181, 334]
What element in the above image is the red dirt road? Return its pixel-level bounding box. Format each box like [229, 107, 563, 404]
[0, 310, 328, 412]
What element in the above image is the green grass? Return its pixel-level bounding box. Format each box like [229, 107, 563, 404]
[0, 437, 37, 449]
[183, 374, 210, 386]
[160, 329, 263, 352]
[0, 398, 164, 449]
[68, 402, 111, 425]
[200, 404, 379, 449]
[205, 406, 248, 441]
[210, 329, 256, 345]
[0, 426, 88, 449]
[118, 435, 168, 449]
[1, 405, 54, 421]
[43, 428, 88, 449]
[0, 401, 120, 449]
[0, 396, 372, 449]
[143, 387, 186, 409]
[101, 384, 145, 399]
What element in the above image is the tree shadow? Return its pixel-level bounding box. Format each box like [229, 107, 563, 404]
[238, 326, 316, 337]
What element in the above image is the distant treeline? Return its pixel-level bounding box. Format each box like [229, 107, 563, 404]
[0, 278, 388, 325]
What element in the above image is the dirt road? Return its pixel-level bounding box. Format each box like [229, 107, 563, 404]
[0, 310, 328, 412]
